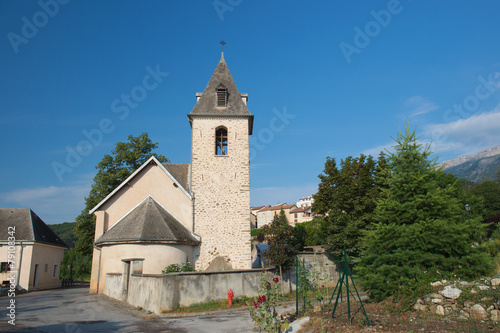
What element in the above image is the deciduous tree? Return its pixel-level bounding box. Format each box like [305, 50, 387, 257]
[74, 133, 168, 256]
[312, 154, 385, 258]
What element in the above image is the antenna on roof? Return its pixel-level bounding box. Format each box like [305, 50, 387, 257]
[219, 40, 227, 58]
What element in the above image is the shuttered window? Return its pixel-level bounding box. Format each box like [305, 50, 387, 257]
[217, 84, 227, 107]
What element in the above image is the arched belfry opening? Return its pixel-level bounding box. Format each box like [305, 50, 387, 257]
[215, 126, 228, 155]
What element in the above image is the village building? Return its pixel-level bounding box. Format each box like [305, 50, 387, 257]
[0, 209, 67, 291]
[89, 53, 253, 294]
[296, 195, 314, 208]
[289, 205, 315, 224]
[255, 203, 297, 227]
[250, 206, 265, 229]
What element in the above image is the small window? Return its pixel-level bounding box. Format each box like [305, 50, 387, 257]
[53, 265, 58, 278]
[215, 127, 228, 155]
[1, 262, 9, 272]
[45, 264, 49, 272]
[217, 83, 227, 107]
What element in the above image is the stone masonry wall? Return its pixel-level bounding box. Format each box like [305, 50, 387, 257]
[190, 116, 252, 270]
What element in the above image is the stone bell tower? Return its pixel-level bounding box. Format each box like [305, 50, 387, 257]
[188, 53, 253, 270]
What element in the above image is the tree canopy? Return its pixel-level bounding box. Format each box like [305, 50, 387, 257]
[312, 154, 386, 258]
[356, 123, 494, 301]
[74, 133, 168, 256]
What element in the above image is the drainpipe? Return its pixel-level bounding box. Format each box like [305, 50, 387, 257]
[191, 191, 195, 233]
[93, 243, 102, 294]
[16, 242, 23, 288]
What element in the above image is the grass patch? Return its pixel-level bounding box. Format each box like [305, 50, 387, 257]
[168, 296, 252, 313]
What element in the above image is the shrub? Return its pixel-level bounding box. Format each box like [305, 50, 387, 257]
[251, 228, 263, 237]
[162, 262, 195, 274]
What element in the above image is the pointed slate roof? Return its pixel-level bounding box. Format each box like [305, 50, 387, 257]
[95, 196, 200, 246]
[188, 54, 254, 134]
[0, 208, 68, 248]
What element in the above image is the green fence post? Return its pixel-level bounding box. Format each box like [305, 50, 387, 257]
[295, 256, 299, 316]
[344, 247, 351, 324]
[302, 258, 306, 310]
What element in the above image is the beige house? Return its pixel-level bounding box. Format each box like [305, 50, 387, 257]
[250, 206, 265, 229]
[256, 204, 297, 227]
[89, 53, 254, 294]
[0, 209, 67, 291]
[290, 205, 315, 224]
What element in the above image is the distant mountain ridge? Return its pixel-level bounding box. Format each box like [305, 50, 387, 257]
[441, 145, 500, 183]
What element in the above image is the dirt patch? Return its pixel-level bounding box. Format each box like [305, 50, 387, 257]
[299, 301, 500, 333]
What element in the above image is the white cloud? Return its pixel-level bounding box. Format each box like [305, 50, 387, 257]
[405, 96, 439, 118]
[0, 176, 92, 224]
[362, 142, 396, 157]
[251, 184, 318, 207]
[424, 105, 500, 155]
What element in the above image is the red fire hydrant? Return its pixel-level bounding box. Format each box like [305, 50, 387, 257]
[228, 289, 234, 307]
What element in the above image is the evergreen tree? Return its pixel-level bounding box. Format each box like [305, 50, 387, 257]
[313, 154, 385, 258]
[263, 208, 297, 271]
[357, 123, 494, 301]
[292, 223, 307, 251]
[74, 133, 168, 256]
[471, 180, 500, 220]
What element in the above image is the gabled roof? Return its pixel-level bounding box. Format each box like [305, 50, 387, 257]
[89, 156, 191, 215]
[162, 164, 190, 192]
[258, 204, 297, 213]
[0, 208, 67, 248]
[290, 205, 312, 213]
[95, 196, 200, 246]
[188, 54, 254, 134]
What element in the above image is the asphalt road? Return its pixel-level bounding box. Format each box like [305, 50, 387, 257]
[0, 285, 260, 332]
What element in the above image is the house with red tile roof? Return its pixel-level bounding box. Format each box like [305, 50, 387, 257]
[255, 203, 297, 228]
[290, 205, 315, 224]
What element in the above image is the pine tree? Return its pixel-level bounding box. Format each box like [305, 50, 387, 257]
[357, 123, 494, 301]
[313, 154, 385, 258]
[74, 133, 168, 256]
[263, 208, 297, 271]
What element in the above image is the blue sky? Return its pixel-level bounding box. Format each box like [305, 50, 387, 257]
[1, 0, 500, 224]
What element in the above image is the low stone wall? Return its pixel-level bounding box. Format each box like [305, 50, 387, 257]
[103, 268, 267, 314]
[103, 252, 340, 315]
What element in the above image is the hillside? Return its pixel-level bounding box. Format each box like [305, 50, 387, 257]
[48, 222, 77, 248]
[441, 145, 500, 183]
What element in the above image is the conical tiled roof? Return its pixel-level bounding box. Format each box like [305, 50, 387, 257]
[188, 54, 253, 133]
[95, 196, 199, 246]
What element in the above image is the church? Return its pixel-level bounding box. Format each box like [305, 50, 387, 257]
[89, 53, 254, 294]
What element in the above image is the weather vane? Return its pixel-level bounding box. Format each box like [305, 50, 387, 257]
[219, 40, 227, 52]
